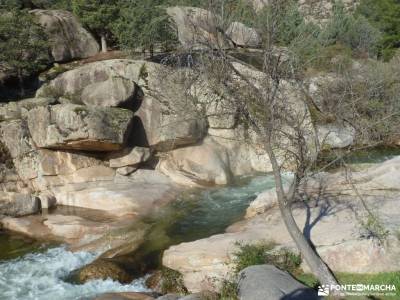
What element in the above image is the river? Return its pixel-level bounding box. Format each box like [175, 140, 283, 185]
[0, 174, 275, 300]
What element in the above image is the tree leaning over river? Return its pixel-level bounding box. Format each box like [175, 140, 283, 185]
[162, 0, 400, 292]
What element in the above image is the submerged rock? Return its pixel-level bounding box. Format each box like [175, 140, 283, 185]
[71, 258, 132, 284]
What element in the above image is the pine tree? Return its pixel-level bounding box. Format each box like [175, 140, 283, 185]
[0, 9, 49, 96]
[71, 0, 119, 52]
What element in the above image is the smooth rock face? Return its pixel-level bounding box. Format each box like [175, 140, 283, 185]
[166, 6, 230, 49]
[109, 147, 151, 168]
[81, 77, 137, 108]
[31, 9, 99, 62]
[50, 170, 179, 217]
[226, 22, 261, 48]
[0, 192, 39, 217]
[317, 123, 355, 148]
[157, 138, 232, 186]
[163, 157, 400, 292]
[238, 265, 318, 300]
[0, 212, 150, 257]
[27, 104, 133, 151]
[134, 95, 207, 151]
[158, 133, 272, 187]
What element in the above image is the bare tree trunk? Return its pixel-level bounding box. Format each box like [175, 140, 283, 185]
[264, 142, 339, 289]
[100, 34, 107, 53]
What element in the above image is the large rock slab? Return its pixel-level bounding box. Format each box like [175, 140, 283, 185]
[226, 22, 261, 48]
[158, 134, 272, 187]
[109, 147, 151, 168]
[49, 170, 180, 217]
[0, 192, 40, 217]
[166, 6, 231, 49]
[317, 123, 355, 149]
[133, 96, 206, 151]
[27, 104, 133, 151]
[163, 157, 400, 292]
[52, 181, 177, 217]
[36, 60, 207, 151]
[81, 77, 137, 108]
[31, 9, 99, 62]
[0, 213, 150, 257]
[157, 137, 232, 186]
[238, 265, 318, 300]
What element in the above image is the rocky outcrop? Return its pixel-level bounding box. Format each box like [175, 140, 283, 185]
[0, 192, 40, 217]
[158, 134, 272, 187]
[81, 77, 138, 108]
[51, 171, 179, 217]
[109, 147, 151, 169]
[31, 9, 99, 62]
[166, 6, 231, 49]
[238, 265, 318, 300]
[226, 22, 261, 48]
[36, 59, 207, 151]
[27, 104, 133, 151]
[1, 212, 151, 255]
[0, 97, 57, 122]
[317, 123, 355, 149]
[162, 157, 400, 292]
[157, 137, 232, 186]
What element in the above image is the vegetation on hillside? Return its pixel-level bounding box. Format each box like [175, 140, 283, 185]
[0, 7, 49, 96]
[357, 0, 400, 60]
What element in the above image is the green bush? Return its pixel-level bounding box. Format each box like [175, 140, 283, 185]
[232, 242, 302, 274]
[357, 0, 400, 60]
[219, 279, 239, 300]
[320, 1, 381, 57]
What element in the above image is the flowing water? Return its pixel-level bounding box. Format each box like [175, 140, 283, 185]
[1, 147, 398, 300]
[0, 174, 275, 300]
